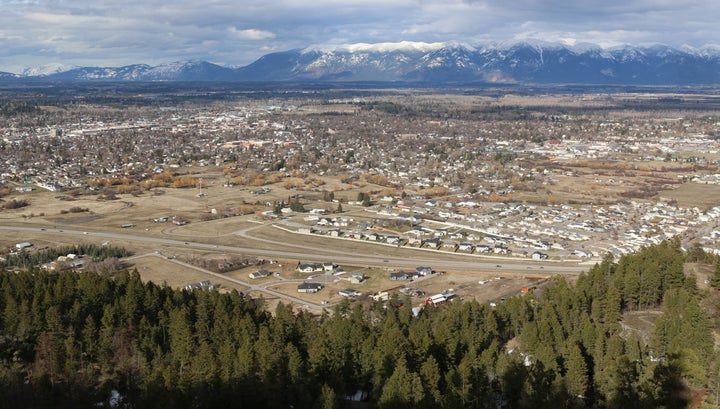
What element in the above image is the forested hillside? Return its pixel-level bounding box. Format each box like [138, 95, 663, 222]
[0, 239, 718, 408]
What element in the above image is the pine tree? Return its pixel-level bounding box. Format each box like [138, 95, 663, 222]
[379, 358, 425, 409]
[710, 259, 720, 289]
[564, 342, 589, 398]
[315, 383, 338, 409]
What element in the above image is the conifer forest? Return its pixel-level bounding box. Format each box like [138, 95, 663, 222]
[1, 239, 720, 408]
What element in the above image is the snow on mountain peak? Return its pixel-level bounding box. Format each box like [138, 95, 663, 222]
[22, 63, 78, 76]
[303, 41, 448, 54]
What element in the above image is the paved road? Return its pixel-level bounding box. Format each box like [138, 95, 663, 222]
[1, 224, 589, 310]
[1, 225, 587, 274]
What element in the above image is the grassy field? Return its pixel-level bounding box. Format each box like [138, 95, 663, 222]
[658, 182, 720, 209]
[127, 255, 247, 291]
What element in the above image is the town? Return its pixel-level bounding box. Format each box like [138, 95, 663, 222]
[2, 84, 720, 310]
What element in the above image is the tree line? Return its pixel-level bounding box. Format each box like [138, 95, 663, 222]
[0, 239, 717, 408]
[0, 243, 129, 268]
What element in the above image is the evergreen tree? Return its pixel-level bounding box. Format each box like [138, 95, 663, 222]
[379, 358, 425, 409]
[711, 259, 720, 289]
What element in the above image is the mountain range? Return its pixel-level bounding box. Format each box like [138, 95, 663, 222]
[5, 41, 720, 85]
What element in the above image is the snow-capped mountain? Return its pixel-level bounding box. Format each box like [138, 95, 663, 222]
[234, 41, 720, 84]
[9, 41, 720, 85]
[21, 61, 237, 82]
[21, 63, 78, 77]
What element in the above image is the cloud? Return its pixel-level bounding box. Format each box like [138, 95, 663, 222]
[227, 28, 276, 41]
[0, 0, 719, 73]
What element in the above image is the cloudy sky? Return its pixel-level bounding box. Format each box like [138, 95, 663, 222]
[1, 0, 718, 74]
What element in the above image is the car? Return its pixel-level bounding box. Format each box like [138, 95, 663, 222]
[184, 242, 189, 245]
[496, 264, 502, 268]
[40, 228, 46, 231]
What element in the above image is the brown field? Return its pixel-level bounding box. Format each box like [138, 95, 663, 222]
[658, 182, 720, 209]
[127, 255, 248, 292]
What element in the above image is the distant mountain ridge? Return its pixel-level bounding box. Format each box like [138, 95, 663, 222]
[8, 41, 720, 85]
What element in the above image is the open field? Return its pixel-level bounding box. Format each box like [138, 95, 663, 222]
[0, 156, 709, 313]
[658, 182, 720, 209]
[127, 254, 247, 291]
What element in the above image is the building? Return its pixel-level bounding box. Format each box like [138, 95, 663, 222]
[249, 269, 272, 279]
[298, 282, 323, 293]
[338, 288, 362, 297]
[15, 242, 32, 250]
[390, 271, 418, 281]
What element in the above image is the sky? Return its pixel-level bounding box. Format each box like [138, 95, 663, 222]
[1, 0, 719, 74]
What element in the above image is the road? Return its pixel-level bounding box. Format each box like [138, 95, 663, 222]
[0, 224, 589, 311]
[125, 252, 330, 312]
[1, 225, 587, 274]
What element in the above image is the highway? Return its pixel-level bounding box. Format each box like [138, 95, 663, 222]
[0, 224, 589, 311]
[0, 225, 588, 274]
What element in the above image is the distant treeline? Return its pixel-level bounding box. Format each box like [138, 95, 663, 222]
[0, 239, 716, 408]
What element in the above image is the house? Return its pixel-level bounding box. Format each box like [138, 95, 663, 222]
[338, 288, 362, 297]
[390, 271, 418, 281]
[249, 269, 272, 279]
[423, 238, 441, 248]
[185, 280, 214, 291]
[366, 233, 382, 241]
[531, 251, 549, 260]
[458, 242, 475, 252]
[572, 250, 593, 258]
[494, 245, 510, 254]
[349, 273, 366, 284]
[323, 262, 339, 272]
[298, 282, 323, 293]
[415, 266, 433, 276]
[386, 235, 401, 244]
[298, 262, 324, 273]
